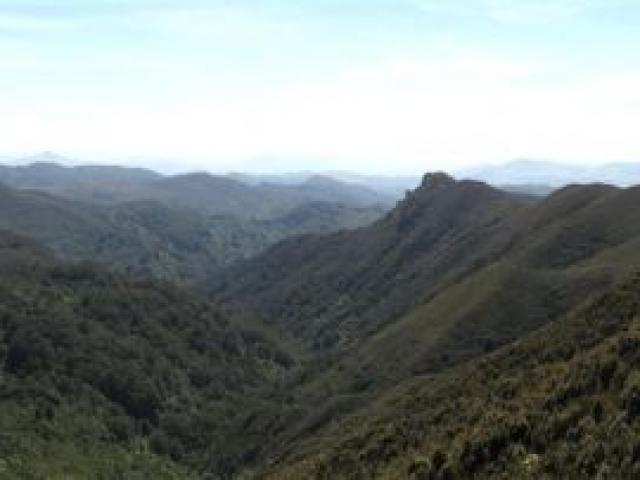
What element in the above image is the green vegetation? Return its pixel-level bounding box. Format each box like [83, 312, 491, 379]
[217, 174, 640, 373]
[260, 273, 640, 478]
[0, 159, 392, 219]
[0, 182, 383, 287]
[0, 230, 296, 478]
[209, 174, 640, 475]
[215, 173, 527, 351]
[3, 163, 640, 479]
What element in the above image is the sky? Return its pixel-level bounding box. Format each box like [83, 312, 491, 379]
[1, 0, 640, 174]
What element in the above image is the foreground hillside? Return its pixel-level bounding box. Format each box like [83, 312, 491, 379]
[0, 230, 296, 478]
[261, 272, 640, 479]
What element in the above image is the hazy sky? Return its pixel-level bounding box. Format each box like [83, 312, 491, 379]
[2, 0, 640, 173]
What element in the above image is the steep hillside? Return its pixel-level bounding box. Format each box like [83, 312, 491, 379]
[343, 181, 640, 381]
[260, 271, 640, 479]
[216, 177, 640, 369]
[209, 177, 640, 473]
[0, 229, 297, 478]
[214, 173, 528, 351]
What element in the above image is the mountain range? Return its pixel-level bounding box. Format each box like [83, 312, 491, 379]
[206, 172, 640, 477]
[2, 155, 640, 478]
[1, 153, 394, 219]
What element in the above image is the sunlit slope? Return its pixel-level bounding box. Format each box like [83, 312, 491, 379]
[262, 272, 640, 479]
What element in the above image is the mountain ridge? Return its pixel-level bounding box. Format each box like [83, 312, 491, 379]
[0, 157, 393, 220]
[214, 173, 528, 352]
[3, 161, 640, 478]
[206, 175, 640, 476]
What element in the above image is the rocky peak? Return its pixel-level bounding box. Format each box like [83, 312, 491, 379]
[420, 172, 456, 189]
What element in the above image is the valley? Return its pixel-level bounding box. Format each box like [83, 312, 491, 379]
[1, 157, 640, 478]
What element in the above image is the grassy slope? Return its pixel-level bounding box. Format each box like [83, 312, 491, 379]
[262, 272, 640, 479]
[222, 181, 640, 385]
[219, 181, 640, 473]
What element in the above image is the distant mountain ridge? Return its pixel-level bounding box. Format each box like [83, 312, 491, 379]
[0, 153, 393, 219]
[231, 171, 422, 197]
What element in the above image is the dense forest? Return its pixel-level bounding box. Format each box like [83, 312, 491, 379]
[0, 229, 298, 477]
[2, 160, 640, 479]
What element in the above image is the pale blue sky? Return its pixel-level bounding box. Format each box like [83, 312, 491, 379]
[2, 0, 640, 173]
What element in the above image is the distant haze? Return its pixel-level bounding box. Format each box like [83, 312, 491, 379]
[458, 159, 640, 188]
[5, 153, 640, 196]
[2, 1, 640, 174]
